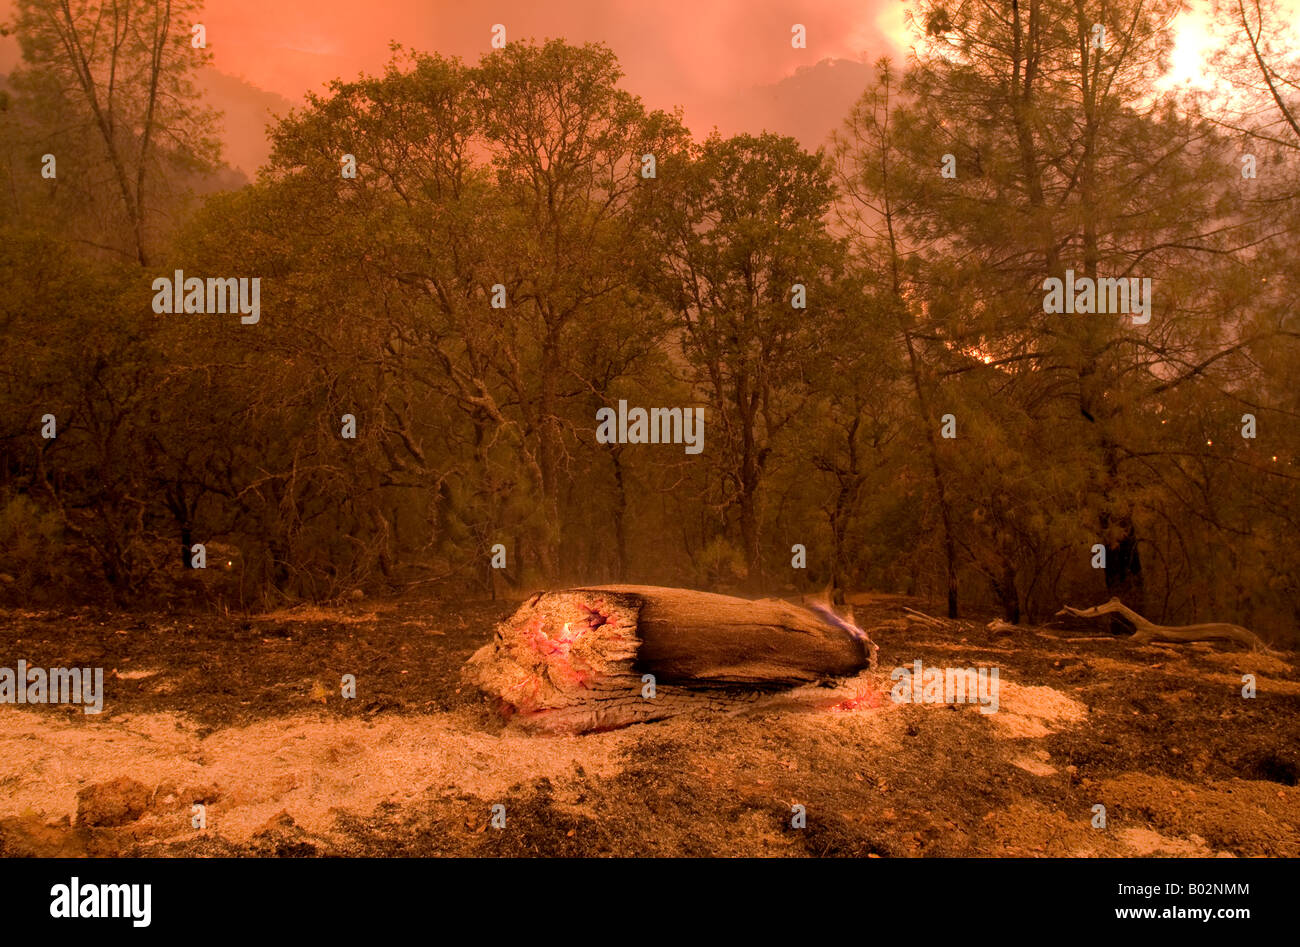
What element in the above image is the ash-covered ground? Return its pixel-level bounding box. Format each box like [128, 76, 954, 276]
[1, 593, 1296, 857]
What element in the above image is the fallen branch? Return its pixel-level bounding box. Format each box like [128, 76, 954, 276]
[464, 585, 878, 733]
[903, 607, 945, 627]
[1055, 597, 1270, 651]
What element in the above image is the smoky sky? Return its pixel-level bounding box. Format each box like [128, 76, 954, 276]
[193, 0, 905, 105]
[0, 1, 1252, 173]
[0, 0, 908, 171]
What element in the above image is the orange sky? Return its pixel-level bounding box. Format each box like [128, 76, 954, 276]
[1, 0, 1292, 175]
[0, 0, 908, 170]
[2, 1, 1284, 107]
[190, 0, 905, 106]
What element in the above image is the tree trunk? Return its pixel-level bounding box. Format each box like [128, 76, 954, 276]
[536, 334, 564, 580]
[608, 445, 629, 581]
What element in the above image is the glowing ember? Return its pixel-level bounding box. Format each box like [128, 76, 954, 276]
[527, 620, 586, 657]
[828, 681, 882, 713]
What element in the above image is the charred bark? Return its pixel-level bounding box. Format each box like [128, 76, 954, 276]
[464, 585, 878, 733]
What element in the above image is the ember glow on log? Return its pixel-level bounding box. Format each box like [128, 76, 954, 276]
[464, 586, 878, 733]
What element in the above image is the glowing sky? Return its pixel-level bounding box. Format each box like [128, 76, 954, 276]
[0, 1, 1272, 106]
[0, 0, 1293, 175]
[189, 0, 906, 105]
[0, 0, 908, 169]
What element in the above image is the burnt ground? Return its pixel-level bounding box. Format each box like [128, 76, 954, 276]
[0, 592, 1297, 857]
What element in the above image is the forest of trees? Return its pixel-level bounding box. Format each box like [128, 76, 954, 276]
[0, 0, 1297, 643]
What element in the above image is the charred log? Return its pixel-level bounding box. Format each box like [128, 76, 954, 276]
[463, 585, 878, 733]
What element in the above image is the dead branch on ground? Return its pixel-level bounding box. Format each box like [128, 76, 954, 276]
[1055, 597, 1271, 652]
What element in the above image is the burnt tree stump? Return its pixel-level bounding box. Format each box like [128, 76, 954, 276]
[463, 585, 878, 733]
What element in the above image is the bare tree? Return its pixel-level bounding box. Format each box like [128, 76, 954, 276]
[10, 0, 219, 264]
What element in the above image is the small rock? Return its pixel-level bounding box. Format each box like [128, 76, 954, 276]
[150, 781, 182, 812]
[186, 784, 222, 805]
[76, 777, 152, 827]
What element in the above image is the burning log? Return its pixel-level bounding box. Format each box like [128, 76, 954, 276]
[464, 585, 878, 733]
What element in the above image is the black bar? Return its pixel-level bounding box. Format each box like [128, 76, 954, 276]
[0, 856, 1283, 935]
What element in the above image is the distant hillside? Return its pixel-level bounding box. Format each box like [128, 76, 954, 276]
[195, 67, 295, 180]
[700, 57, 874, 152]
